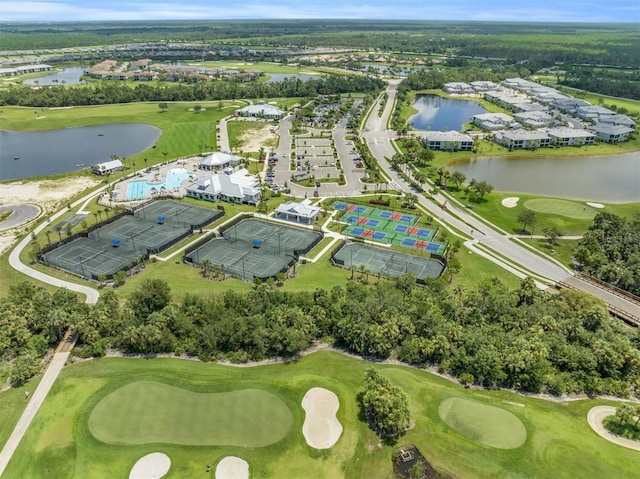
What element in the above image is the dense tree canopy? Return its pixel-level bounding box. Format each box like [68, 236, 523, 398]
[361, 368, 411, 437]
[575, 212, 640, 296]
[3, 275, 639, 398]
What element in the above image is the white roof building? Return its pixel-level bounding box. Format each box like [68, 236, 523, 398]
[470, 81, 499, 91]
[598, 114, 636, 128]
[422, 131, 473, 151]
[496, 130, 551, 149]
[186, 168, 261, 205]
[443, 82, 474, 94]
[546, 127, 596, 146]
[198, 151, 242, 171]
[588, 124, 635, 143]
[92, 159, 123, 175]
[274, 200, 320, 224]
[514, 110, 554, 128]
[235, 101, 285, 119]
[472, 113, 518, 131]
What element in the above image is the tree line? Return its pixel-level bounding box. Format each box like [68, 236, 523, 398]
[574, 212, 640, 296]
[2, 275, 639, 399]
[0, 75, 385, 108]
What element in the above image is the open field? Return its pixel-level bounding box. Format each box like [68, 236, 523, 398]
[2, 351, 639, 478]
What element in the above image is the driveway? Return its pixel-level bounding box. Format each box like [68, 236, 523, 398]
[0, 204, 41, 231]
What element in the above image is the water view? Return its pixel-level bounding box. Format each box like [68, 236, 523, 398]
[449, 152, 640, 202]
[409, 95, 487, 131]
[0, 124, 162, 181]
[265, 73, 316, 83]
[23, 67, 88, 86]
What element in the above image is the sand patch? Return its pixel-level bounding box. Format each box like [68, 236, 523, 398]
[129, 452, 171, 479]
[501, 197, 519, 208]
[302, 387, 343, 449]
[586, 202, 605, 209]
[587, 406, 640, 452]
[238, 124, 278, 151]
[0, 177, 99, 255]
[215, 456, 249, 479]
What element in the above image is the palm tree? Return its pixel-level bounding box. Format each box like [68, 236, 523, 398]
[450, 171, 466, 190]
[201, 258, 211, 279]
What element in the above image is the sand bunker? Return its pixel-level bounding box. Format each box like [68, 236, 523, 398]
[302, 387, 343, 449]
[587, 406, 640, 452]
[586, 202, 605, 209]
[129, 452, 171, 479]
[215, 456, 249, 479]
[501, 197, 519, 208]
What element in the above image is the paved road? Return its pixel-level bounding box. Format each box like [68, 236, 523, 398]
[362, 79, 640, 319]
[0, 204, 41, 232]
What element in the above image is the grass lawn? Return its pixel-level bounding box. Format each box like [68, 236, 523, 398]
[88, 381, 292, 447]
[3, 351, 638, 478]
[438, 397, 527, 449]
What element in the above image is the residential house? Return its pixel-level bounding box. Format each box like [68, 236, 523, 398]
[546, 127, 596, 146]
[575, 105, 615, 122]
[496, 130, 551, 150]
[422, 131, 474, 151]
[552, 98, 590, 114]
[598, 114, 636, 128]
[588, 124, 635, 143]
[514, 111, 554, 128]
[443, 82, 474, 94]
[472, 113, 518, 131]
[470, 81, 499, 92]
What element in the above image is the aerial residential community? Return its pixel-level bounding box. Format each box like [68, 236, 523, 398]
[0, 6, 639, 479]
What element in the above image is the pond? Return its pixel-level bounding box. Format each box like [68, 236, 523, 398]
[265, 73, 316, 83]
[448, 152, 640, 202]
[409, 95, 487, 131]
[0, 124, 162, 181]
[23, 67, 88, 86]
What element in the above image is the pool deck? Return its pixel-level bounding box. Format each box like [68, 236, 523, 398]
[111, 156, 207, 204]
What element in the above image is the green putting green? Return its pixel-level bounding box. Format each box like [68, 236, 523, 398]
[438, 397, 527, 449]
[88, 381, 293, 447]
[523, 199, 598, 219]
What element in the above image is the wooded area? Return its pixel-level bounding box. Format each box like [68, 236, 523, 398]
[2, 277, 639, 398]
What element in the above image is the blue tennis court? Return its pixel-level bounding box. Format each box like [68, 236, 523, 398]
[354, 206, 367, 214]
[367, 219, 380, 227]
[425, 243, 440, 252]
[346, 215, 359, 223]
[372, 232, 386, 240]
[402, 238, 416, 247]
[351, 227, 365, 236]
[334, 202, 347, 210]
[395, 225, 408, 233]
[418, 228, 432, 237]
[400, 214, 414, 223]
[379, 211, 392, 219]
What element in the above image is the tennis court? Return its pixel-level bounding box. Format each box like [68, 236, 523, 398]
[42, 200, 222, 280]
[332, 243, 444, 282]
[185, 218, 322, 281]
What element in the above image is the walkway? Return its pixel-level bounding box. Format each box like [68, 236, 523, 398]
[0, 331, 78, 476]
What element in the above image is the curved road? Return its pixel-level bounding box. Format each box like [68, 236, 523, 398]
[0, 204, 41, 232]
[362, 79, 640, 319]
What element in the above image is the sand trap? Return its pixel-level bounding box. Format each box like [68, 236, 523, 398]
[129, 452, 171, 479]
[586, 202, 605, 209]
[302, 387, 343, 449]
[501, 197, 519, 208]
[215, 456, 249, 479]
[587, 406, 640, 451]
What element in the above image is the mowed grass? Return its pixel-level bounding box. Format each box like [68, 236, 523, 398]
[438, 397, 527, 449]
[523, 198, 598, 220]
[88, 381, 292, 447]
[3, 352, 639, 479]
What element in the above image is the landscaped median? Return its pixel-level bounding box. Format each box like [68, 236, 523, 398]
[2, 351, 638, 479]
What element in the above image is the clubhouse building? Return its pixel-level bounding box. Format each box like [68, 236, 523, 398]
[185, 168, 261, 205]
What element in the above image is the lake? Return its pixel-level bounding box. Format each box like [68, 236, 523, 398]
[23, 67, 88, 86]
[265, 73, 316, 83]
[0, 124, 162, 181]
[449, 151, 640, 202]
[409, 95, 487, 131]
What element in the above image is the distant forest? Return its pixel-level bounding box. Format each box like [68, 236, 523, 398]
[1, 20, 639, 69]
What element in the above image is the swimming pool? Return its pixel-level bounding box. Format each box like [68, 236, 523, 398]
[126, 168, 193, 200]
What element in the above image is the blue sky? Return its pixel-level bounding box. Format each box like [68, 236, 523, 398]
[2, 0, 639, 23]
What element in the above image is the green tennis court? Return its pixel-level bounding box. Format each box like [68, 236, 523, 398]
[89, 381, 293, 447]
